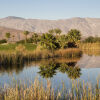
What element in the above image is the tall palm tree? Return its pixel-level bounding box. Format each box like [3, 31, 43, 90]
[23, 31, 29, 43]
[67, 29, 81, 47]
[32, 33, 39, 44]
[40, 33, 56, 51]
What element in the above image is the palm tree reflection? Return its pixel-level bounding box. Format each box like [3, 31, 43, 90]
[38, 62, 58, 78]
[38, 62, 81, 79]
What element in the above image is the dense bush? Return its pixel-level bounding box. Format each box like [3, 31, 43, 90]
[16, 40, 25, 44]
[26, 38, 33, 43]
[0, 39, 7, 44]
[83, 36, 100, 43]
[40, 29, 81, 51]
[40, 33, 60, 51]
[2, 29, 82, 51]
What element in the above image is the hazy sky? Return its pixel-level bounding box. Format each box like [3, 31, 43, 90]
[0, 0, 100, 19]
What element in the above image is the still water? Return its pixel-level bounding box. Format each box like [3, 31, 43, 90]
[0, 53, 100, 89]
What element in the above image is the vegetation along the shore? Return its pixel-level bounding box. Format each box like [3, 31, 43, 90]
[1, 28, 100, 64]
[0, 29, 100, 100]
[0, 29, 83, 65]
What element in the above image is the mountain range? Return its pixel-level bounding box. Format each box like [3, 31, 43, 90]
[0, 16, 100, 40]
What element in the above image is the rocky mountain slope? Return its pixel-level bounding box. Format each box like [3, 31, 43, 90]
[0, 16, 100, 40]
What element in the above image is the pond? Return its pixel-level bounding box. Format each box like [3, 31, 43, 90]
[0, 52, 100, 90]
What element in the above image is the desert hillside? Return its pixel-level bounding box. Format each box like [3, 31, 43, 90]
[0, 16, 100, 40]
[0, 26, 33, 41]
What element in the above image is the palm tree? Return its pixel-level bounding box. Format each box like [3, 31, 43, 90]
[23, 31, 29, 43]
[58, 35, 68, 49]
[48, 29, 55, 34]
[67, 29, 81, 42]
[54, 28, 62, 36]
[32, 33, 39, 44]
[40, 33, 59, 54]
[5, 32, 10, 43]
[67, 29, 81, 47]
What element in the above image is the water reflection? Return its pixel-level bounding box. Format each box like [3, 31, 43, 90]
[0, 57, 81, 80]
[0, 64, 24, 74]
[38, 62, 57, 78]
[83, 49, 100, 56]
[0, 52, 100, 88]
[38, 61, 81, 79]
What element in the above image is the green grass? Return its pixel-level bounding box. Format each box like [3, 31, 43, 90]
[0, 44, 17, 51]
[0, 43, 82, 65]
[24, 43, 37, 51]
[0, 48, 82, 65]
[0, 43, 37, 51]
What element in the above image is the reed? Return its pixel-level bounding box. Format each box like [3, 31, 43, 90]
[0, 45, 82, 65]
[79, 43, 100, 50]
[54, 48, 82, 58]
[82, 49, 100, 56]
[0, 79, 99, 100]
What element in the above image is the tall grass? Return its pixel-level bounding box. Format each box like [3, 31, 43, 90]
[0, 47, 82, 65]
[54, 48, 82, 58]
[79, 43, 100, 50]
[79, 43, 100, 56]
[82, 50, 100, 56]
[0, 79, 99, 100]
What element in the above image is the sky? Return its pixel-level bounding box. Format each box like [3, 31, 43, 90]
[0, 0, 100, 19]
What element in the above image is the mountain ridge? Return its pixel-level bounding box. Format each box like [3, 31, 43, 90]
[0, 16, 100, 40]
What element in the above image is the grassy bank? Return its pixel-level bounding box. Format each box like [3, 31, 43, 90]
[0, 43, 36, 51]
[0, 79, 99, 100]
[0, 47, 82, 65]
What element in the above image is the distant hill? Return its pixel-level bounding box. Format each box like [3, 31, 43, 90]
[0, 16, 100, 40]
[0, 26, 23, 41]
[0, 26, 33, 41]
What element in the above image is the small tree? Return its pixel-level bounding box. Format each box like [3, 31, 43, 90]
[5, 32, 10, 42]
[23, 31, 29, 43]
[84, 36, 95, 43]
[54, 28, 62, 36]
[67, 29, 81, 47]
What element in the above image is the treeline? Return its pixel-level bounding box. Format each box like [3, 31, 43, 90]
[21, 29, 81, 51]
[83, 36, 100, 43]
[0, 29, 81, 51]
[1, 29, 100, 45]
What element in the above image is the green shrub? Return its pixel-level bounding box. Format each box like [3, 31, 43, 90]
[24, 43, 37, 50]
[16, 40, 25, 44]
[83, 36, 100, 43]
[0, 44, 17, 51]
[0, 39, 7, 44]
